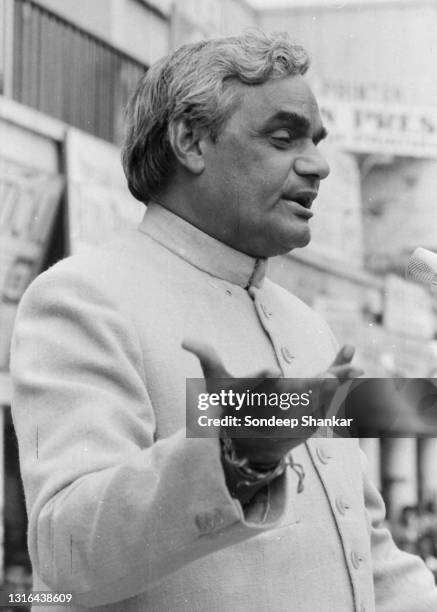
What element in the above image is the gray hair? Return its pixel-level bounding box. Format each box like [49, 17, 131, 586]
[122, 30, 310, 203]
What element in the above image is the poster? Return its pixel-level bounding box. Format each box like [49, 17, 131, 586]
[0, 156, 63, 370]
[65, 128, 144, 254]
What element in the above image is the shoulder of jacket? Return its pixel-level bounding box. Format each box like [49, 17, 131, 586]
[24, 228, 159, 298]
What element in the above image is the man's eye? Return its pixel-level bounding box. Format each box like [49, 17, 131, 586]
[270, 130, 293, 144]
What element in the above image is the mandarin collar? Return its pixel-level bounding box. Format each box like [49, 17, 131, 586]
[138, 202, 267, 289]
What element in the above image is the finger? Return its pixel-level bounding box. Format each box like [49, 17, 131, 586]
[315, 366, 362, 400]
[328, 364, 364, 382]
[330, 345, 355, 368]
[220, 368, 283, 395]
[182, 338, 229, 378]
[249, 368, 282, 380]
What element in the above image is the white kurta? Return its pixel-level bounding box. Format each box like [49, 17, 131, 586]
[10, 203, 437, 611]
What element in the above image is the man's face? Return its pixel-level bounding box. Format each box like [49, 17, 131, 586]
[199, 74, 330, 258]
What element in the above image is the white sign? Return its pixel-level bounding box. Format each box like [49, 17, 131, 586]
[65, 128, 144, 254]
[0, 156, 63, 369]
[320, 99, 437, 158]
[312, 77, 402, 104]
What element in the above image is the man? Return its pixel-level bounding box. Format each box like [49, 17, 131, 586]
[10, 30, 437, 611]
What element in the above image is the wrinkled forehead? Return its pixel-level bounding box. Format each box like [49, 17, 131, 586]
[226, 74, 322, 129]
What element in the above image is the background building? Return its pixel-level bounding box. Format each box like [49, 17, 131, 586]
[258, 0, 437, 522]
[0, 0, 437, 596]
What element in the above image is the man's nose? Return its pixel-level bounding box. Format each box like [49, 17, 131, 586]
[293, 145, 330, 180]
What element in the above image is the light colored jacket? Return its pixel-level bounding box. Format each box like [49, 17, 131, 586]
[10, 204, 437, 611]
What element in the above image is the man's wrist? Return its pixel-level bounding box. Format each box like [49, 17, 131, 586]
[220, 431, 286, 505]
[227, 436, 283, 469]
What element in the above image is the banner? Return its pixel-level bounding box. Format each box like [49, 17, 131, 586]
[65, 128, 144, 254]
[0, 157, 63, 369]
[320, 99, 437, 158]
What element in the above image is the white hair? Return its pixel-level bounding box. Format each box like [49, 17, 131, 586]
[122, 30, 310, 203]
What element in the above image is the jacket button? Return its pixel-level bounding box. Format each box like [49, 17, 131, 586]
[350, 550, 362, 569]
[316, 446, 330, 464]
[280, 346, 294, 363]
[195, 512, 216, 534]
[335, 496, 350, 515]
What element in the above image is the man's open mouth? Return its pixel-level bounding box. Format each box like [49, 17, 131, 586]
[293, 195, 313, 209]
[284, 191, 317, 209]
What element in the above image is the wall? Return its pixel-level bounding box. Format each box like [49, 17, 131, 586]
[259, 1, 437, 105]
[115, 0, 169, 64]
[363, 158, 437, 273]
[170, 0, 256, 49]
[34, 0, 170, 65]
[34, 0, 114, 41]
[220, 0, 258, 35]
[34, 0, 256, 65]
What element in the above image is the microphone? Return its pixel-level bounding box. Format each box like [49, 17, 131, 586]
[406, 247, 437, 292]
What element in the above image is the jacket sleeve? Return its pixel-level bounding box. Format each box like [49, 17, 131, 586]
[361, 452, 437, 611]
[9, 263, 287, 608]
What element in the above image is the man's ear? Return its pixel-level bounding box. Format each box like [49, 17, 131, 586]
[168, 118, 208, 175]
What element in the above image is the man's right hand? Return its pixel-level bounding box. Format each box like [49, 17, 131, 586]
[183, 339, 363, 467]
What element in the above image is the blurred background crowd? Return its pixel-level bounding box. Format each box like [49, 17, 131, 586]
[392, 502, 437, 580]
[1, 0, 437, 606]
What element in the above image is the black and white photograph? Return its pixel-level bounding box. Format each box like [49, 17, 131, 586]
[1, 0, 437, 610]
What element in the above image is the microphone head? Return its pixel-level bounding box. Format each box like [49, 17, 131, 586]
[406, 247, 437, 290]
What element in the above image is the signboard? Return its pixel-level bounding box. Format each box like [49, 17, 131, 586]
[65, 128, 144, 254]
[312, 77, 402, 104]
[320, 99, 437, 159]
[0, 156, 63, 369]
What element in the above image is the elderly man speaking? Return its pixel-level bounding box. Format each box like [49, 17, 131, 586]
[11, 30, 437, 611]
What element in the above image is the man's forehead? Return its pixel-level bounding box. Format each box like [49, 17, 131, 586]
[236, 75, 321, 123]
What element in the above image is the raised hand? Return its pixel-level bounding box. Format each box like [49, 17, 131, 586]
[183, 339, 363, 466]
